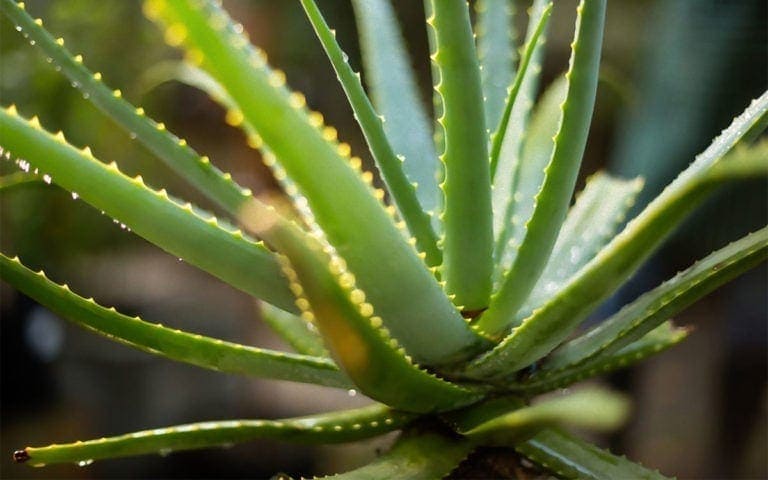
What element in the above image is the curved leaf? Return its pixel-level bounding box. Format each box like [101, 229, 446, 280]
[0, 254, 349, 388]
[149, 0, 488, 366]
[491, 0, 552, 228]
[479, 0, 607, 337]
[516, 428, 672, 480]
[476, 0, 517, 132]
[352, 0, 442, 235]
[428, 0, 493, 311]
[14, 404, 412, 467]
[0, 0, 252, 216]
[300, 0, 441, 266]
[543, 227, 768, 372]
[514, 322, 689, 395]
[0, 106, 296, 312]
[488, 2, 553, 178]
[493, 75, 566, 281]
[462, 388, 629, 444]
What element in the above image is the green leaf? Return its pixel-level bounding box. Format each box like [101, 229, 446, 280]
[0, 0, 252, 216]
[517, 172, 644, 321]
[543, 227, 768, 372]
[488, 1, 554, 179]
[476, 0, 517, 132]
[0, 254, 350, 388]
[300, 0, 440, 267]
[428, 0, 494, 311]
[14, 404, 412, 467]
[516, 428, 672, 480]
[150, 0, 488, 366]
[479, 0, 607, 338]
[513, 322, 689, 395]
[490, 0, 552, 227]
[0, 106, 297, 312]
[260, 302, 329, 358]
[326, 429, 474, 480]
[493, 76, 566, 281]
[351, 0, 442, 234]
[462, 388, 630, 444]
[465, 92, 768, 378]
[259, 214, 485, 413]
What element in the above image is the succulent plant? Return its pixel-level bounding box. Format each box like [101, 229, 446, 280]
[1, 0, 766, 477]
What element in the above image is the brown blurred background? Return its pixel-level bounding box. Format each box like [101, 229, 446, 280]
[1, 0, 766, 478]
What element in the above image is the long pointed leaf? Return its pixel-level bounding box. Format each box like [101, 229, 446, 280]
[479, 0, 607, 337]
[149, 0, 488, 365]
[1, 0, 252, 216]
[428, 0, 493, 311]
[543, 226, 768, 372]
[494, 76, 566, 281]
[300, 0, 440, 267]
[491, 0, 552, 232]
[476, 0, 517, 132]
[517, 172, 644, 321]
[462, 388, 629, 444]
[0, 254, 349, 388]
[351, 0, 442, 233]
[488, 2, 553, 177]
[513, 322, 689, 394]
[466, 92, 768, 378]
[0, 105, 296, 312]
[516, 428, 672, 480]
[14, 404, 412, 467]
[326, 429, 474, 480]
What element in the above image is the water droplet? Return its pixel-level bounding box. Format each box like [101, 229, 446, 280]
[177, 258, 183, 262]
[129, 132, 137, 139]
[54, 65, 61, 72]
[71, 192, 79, 200]
[119, 223, 127, 230]
[71, 81, 79, 88]
[45, 57, 53, 63]
[29, 40, 36, 46]
[347, 389, 357, 397]
[14, 26, 21, 32]
[77, 459, 94, 467]
[18, 160, 30, 172]
[569, 246, 581, 264]
[159, 448, 173, 457]
[82, 92, 90, 99]
[42, 174, 52, 184]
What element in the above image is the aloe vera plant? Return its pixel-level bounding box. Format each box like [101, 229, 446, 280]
[1, 0, 766, 477]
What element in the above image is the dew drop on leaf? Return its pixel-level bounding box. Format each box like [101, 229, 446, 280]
[77, 459, 94, 467]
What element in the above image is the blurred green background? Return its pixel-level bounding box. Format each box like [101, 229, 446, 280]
[1, 0, 765, 478]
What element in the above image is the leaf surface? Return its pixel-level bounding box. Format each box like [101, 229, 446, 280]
[428, 0, 494, 310]
[479, 0, 607, 337]
[15, 405, 411, 467]
[0, 254, 349, 388]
